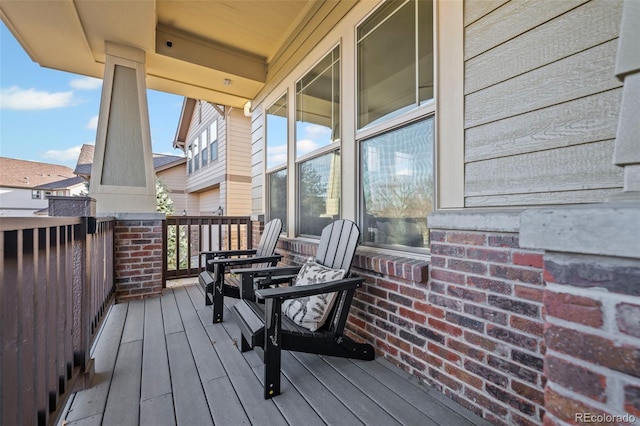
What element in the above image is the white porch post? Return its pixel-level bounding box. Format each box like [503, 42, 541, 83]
[89, 42, 156, 214]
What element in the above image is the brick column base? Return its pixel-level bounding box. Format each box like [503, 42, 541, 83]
[113, 213, 165, 302]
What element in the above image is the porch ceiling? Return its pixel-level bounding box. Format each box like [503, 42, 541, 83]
[0, 0, 316, 108]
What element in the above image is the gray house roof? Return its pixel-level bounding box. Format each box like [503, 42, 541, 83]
[74, 144, 185, 177]
[35, 176, 86, 190]
[0, 157, 77, 189]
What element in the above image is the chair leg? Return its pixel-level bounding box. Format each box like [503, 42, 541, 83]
[263, 299, 282, 399]
[240, 333, 252, 353]
[212, 281, 224, 323]
[205, 282, 213, 306]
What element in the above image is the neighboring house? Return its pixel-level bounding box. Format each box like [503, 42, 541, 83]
[172, 98, 252, 216]
[0, 157, 85, 217]
[73, 144, 187, 213]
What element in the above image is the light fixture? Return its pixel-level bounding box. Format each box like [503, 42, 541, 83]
[217, 206, 224, 216]
[243, 101, 252, 117]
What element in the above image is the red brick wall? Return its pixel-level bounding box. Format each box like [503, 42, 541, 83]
[386, 229, 546, 425]
[276, 229, 545, 424]
[114, 219, 164, 301]
[542, 253, 640, 426]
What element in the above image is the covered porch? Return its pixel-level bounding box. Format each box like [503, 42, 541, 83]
[62, 278, 488, 426]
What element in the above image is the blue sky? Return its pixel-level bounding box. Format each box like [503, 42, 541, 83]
[0, 22, 185, 169]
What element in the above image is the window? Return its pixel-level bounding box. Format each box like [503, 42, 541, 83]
[268, 169, 287, 229]
[357, 0, 433, 128]
[357, 0, 435, 251]
[193, 136, 200, 172]
[32, 190, 41, 199]
[187, 147, 193, 174]
[360, 118, 434, 249]
[296, 47, 341, 236]
[266, 93, 288, 228]
[298, 151, 341, 236]
[210, 121, 218, 162]
[296, 46, 340, 157]
[201, 129, 208, 166]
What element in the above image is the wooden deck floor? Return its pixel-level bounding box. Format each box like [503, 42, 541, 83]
[61, 279, 492, 426]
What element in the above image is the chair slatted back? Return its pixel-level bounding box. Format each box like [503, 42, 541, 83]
[315, 219, 360, 272]
[314, 220, 360, 334]
[253, 218, 283, 267]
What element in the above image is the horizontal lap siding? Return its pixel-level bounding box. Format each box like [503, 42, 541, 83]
[226, 109, 252, 215]
[185, 104, 227, 194]
[251, 103, 265, 214]
[463, 0, 624, 208]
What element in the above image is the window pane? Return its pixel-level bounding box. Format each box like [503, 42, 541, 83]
[211, 141, 218, 161]
[268, 169, 287, 229]
[361, 118, 433, 249]
[358, 0, 415, 128]
[298, 151, 341, 236]
[210, 121, 218, 161]
[418, 0, 434, 103]
[210, 121, 217, 142]
[296, 46, 340, 157]
[266, 94, 288, 169]
[202, 147, 208, 166]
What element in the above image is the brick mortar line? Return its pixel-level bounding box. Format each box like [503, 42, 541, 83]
[546, 381, 632, 419]
[429, 339, 544, 385]
[546, 315, 640, 347]
[547, 349, 640, 391]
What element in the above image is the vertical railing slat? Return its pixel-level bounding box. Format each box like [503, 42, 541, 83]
[1, 230, 19, 426]
[34, 228, 48, 426]
[21, 229, 36, 425]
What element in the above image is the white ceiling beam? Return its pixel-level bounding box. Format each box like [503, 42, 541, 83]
[156, 24, 267, 84]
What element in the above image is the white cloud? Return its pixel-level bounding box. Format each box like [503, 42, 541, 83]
[69, 77, 102, 90]
[296, 139, 319, 156]
[303, 124, 331, 138]
[0, 86, 76, 110]
[85, 115, 99, 130]
[267, 144, 287, 168]
[43, 145, 83, 162]
[267, 153, 287, 166]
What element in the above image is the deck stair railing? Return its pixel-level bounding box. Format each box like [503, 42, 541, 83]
[164, 215, 253, 279]
[0, 216, 115, 425]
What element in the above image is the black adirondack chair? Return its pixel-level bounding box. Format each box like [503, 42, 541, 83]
[198, 218, 282, 323]
[231, 219, 375, 399]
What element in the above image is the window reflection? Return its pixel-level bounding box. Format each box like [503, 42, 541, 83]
[298, 151, 341, 236]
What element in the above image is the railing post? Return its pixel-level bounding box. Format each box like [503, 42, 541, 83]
[73, 217, 95, 388]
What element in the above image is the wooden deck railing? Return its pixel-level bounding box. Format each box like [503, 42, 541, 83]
[164, 215, 253, 279]
[0, 216, 115, 426]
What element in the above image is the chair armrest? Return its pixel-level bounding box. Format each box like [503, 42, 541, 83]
[207, 254, 281, 267]
[255, 277, 364, 300]
[201, 249, 258, 259]
[230, 265, 301, 277]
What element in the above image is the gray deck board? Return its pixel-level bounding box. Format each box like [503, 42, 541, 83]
[141, 297, 171, 402]
[280, 350, 364, 426]
[166, 331, 214, 426]
[64, 303, 127, 422]
[139, 393, 176, 426]
[161, 288, 184, 335]
[102, 340, 142, 426]
[63, 278, 492, 426]
[120, 299, 144, 344]
[293, 352, 403, 426]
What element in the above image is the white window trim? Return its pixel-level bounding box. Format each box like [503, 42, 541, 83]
[257, 0, 463, 237]
[435, 0, 464, 209]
